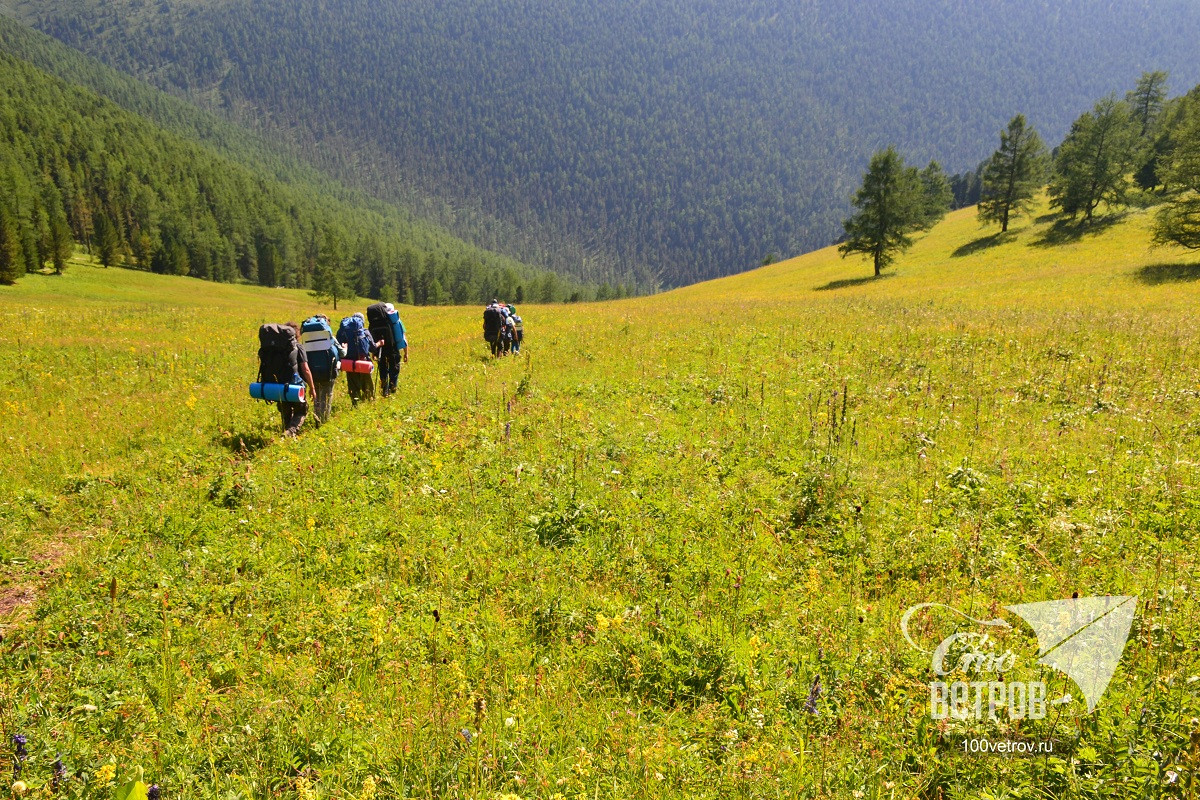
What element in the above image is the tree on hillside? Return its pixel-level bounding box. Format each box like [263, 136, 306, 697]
[310, 229, 354, 310]
[1136, 87, 1200, 193]
[94, 214, 119, 268]
[1152, 100, 1200, 250]
[0, 204, 24, 285]
[1048, 96, 1140, 223]
[1127, 71, 1169, 138]
[978, 115, 1049, 232]
[839, 147, 942, 277]
[1129, 72, 1171, 192]
[949, 164, 985, 209]
[917, 161, 952, 229]
[42, 187, 74, 275]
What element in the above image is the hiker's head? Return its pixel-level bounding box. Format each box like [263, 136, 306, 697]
[353, 312, 365, 322]
[384, 303, 396, 314]
[492, 298, 498, 305]
[285, 321, 300, 338]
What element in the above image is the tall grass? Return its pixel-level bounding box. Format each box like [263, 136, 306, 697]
[0, 201, 1199, 798]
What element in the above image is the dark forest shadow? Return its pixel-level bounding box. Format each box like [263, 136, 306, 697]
[1134, 262, 1200, 285]
[815, 273, 894, 291]
[952, 231, 1015, 258]
[1030, 214, 1124, 248]
[1034, 213, 1058, 225]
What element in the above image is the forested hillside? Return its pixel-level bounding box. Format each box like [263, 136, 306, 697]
[8, 0, 1200, 286]
[0, 20, 594, 301]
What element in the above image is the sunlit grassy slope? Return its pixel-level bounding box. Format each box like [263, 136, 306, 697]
[1, 203, 1200, 799]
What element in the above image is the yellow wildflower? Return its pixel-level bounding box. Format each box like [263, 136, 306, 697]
[94, 763, 117, 785]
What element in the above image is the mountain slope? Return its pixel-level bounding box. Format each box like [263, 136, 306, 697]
[9, 0, 1200, 287]
[2, 201, 1199, 796]
[0, 18, 591, 301]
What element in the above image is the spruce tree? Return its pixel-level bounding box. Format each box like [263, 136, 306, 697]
[978, 115, 1049, 232]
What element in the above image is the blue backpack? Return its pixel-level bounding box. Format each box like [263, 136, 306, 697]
[337, 316, 373, 360]
[388, 309, 408, 349]
[301, 316, 341, 382]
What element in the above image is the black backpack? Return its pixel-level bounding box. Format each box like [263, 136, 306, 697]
[258, 323, 299, 384]
[483, 306, 503, 338]
[366, 302, 394, 345]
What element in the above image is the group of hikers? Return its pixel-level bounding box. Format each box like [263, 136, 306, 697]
[254, 301, 408, 436]
[254, 299, 531, 435]
[483, 299, 524, 357]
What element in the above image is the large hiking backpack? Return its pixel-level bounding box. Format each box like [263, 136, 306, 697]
[257, 323, 300, 384]
[337, 315, 373, 360]
[301, 316, 341, 382]
[388, 308, 408, 349]
[483, 305, 503, 339]
[366, 302, 393, 345]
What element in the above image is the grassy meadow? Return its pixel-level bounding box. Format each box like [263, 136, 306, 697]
[2, 201, 1200, 799]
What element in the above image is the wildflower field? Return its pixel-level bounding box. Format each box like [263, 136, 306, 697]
[2, 202, 1200, 798]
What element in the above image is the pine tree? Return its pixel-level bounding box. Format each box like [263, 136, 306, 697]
[1049, 97, 1140, 223]
[978, 115, 1049, 232]
[838, 147, 927, 277]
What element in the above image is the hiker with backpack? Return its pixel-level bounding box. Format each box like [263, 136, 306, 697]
[483, 300, 505, 357]
[511, 312, 523, 354]
[367, 301, 409, 397]
[337, 312, 378, 405]
[500, 314, 515, 355]
[254, 322, 314, 437]
[300, 314, 341, 424]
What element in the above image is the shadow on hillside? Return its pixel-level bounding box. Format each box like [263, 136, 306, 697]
[215, 428, 272, 457]
[952, 231, 1015, 258]
[1030, 215, 1124, 248]
[814, 273, 894, 291]
[1034, 213, 1058, 225]
[1134, 262, 1200, 285]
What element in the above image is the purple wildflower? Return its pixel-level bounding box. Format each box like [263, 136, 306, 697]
[459, 728, 474, 744]
[804, 675, 822, 715]
[52, 756, 66, 792]
[11, 734, 27, 779]
[148, 784, 161, 800]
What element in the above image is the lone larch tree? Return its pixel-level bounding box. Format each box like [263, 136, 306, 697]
[978, 114, 1049, 232]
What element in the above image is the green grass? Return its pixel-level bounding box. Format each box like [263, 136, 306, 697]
[1, 203, 1200, 799]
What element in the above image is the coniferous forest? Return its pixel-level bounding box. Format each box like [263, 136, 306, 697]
[0, 20, 599, 302]
[8, 0, 1200, 288]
